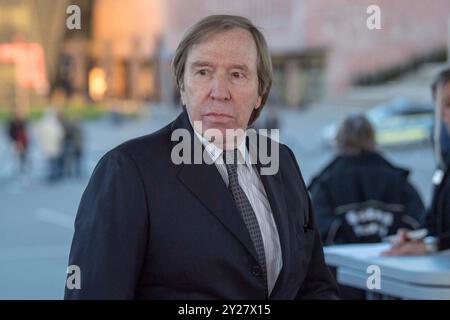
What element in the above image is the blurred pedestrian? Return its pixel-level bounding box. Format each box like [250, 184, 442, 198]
[384, 67, 450, 255]
[7, 109, 29, 174]
[251, 107, 280, 135]
[264, 107, 280, 139]
[309, 114, 425, 299]
[59, 112, 69, 178]
[109, 99, 124, 126]
[62, 115, 84, 178]
[37, 108, 64, 182]
[264, 107, 280, 131]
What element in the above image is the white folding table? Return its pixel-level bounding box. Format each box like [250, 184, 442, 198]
[324, 243, 450, 299]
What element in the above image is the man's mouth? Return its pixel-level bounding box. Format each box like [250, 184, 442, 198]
[203, 112, 234, 122]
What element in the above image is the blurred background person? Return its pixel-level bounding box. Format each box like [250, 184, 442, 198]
[309, 114, 425, 299]
[37, 108, 65, 182]
[385, 67, 450, 255]
[7, 109, 29, 175]
[310, 114, 425, 245]
[62, 114, 84, 179]
[251, 107, 281, 136]
[264, 107, 280, 139]
[264, 107, 280, 131]
[438, 121, 450, 168]
[109, 99, 124, 126]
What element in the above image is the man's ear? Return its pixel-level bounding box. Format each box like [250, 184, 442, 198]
[255, 96, 262, 110]
[180, 89, 186, 106]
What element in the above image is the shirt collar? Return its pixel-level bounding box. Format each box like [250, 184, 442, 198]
[188, 113, 253, 169]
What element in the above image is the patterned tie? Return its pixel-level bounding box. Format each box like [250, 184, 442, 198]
[223, 149, 268, 294]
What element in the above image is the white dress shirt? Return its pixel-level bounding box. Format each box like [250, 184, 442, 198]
[191, 124, 283, 294]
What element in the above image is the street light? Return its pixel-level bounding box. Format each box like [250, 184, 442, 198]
[88, 67, 107, 102]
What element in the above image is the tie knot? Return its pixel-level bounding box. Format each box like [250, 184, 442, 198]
[223, 149, 239, 175]
[223, 148, 238, 162]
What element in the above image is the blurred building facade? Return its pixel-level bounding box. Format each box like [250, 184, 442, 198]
[161, 0, 450, 106]
[0, 0, 71, 113]
[1, 0, 450, 112]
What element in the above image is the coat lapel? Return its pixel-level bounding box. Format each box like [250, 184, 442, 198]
[170, 111, 292, 297]
[172, 111, 259, 262]
[251, 138, 291, 299]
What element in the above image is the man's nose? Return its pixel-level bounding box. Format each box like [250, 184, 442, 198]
[210, 75, 231, 101]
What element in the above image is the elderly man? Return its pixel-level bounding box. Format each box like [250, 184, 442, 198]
[65, 15, 338, 300]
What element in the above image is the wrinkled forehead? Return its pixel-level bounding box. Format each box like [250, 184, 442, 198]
[185, 28, 258, 70]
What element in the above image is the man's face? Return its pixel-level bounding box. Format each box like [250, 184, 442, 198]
[181, 28, 262, 146]
[438, 82, 450, 133]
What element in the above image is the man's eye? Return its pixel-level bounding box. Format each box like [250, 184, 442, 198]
[231, 72, 244, 79]
[197, 69, 209, 76]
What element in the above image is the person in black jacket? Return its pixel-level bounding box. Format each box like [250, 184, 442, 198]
[385, 68, 450, 255]
[310, 114, 425, 246]
[309, 114, 425, 299]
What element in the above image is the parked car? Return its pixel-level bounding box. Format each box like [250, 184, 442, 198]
[321, 97, 434, 147]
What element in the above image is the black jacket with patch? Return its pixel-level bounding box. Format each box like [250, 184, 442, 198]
[308, 152, 425, 245]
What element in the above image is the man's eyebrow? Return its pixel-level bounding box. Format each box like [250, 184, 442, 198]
[189, 61, 251, 72]
[229, 64, 250, 72]
[190, 61, 215, 68]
